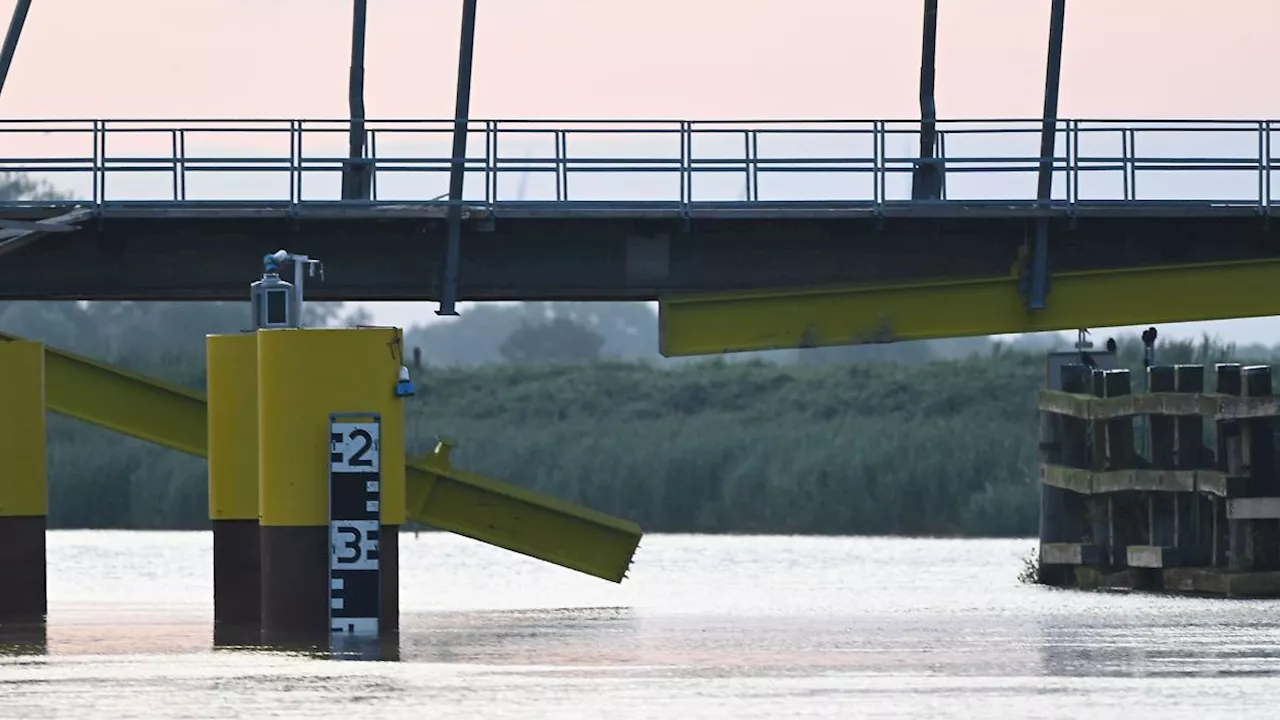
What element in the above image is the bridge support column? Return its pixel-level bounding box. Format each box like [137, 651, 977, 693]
[257, 328, 404, 651]
[208, 333, 261, 646]
[0, 340, 46, 624]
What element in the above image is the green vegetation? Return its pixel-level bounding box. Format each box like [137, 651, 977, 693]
[4, 174, 1277, 537]
[4, 294, 1271, 537]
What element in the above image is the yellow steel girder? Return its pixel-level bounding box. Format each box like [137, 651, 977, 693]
[659, 258, 1280, 356]
[0, 332, 642, 583]
[407, 441, 639, 583]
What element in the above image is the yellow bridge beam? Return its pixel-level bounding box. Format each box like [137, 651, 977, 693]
[659, 258, 1280, 356]
[0, 332, 641, 583]
[0, 332, 210, 456]
[407, 441, 639, 583]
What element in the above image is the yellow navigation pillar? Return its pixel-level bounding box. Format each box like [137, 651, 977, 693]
[257, 327, 406, 649]
[207, 332, 260, 645]
[0, 341, 46, 623]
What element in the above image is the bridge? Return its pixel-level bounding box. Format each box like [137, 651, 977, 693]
[0, 117, 1276, 355]
[1, 0, 1277, 358]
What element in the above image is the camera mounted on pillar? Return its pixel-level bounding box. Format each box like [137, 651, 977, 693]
[250, 249, 324, 330]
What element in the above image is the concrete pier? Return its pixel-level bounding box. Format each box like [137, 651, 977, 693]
[207, 333, 262, 646]
[0, 341, 46, 623]
[257, 328, 404, 648]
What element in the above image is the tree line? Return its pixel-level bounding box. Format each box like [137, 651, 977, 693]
[1, 294, 1265, 537]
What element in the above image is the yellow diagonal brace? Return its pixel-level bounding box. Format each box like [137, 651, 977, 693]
[0, 331, 208, 455]
[0, 332, 642, 583]
[406, 441, 641, 583]
[659, 258, 1280, 356]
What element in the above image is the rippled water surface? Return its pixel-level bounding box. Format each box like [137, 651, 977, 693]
[3, 532, 1280, 719]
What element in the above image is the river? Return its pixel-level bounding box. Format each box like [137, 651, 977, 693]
[1, 531, 1279, 718]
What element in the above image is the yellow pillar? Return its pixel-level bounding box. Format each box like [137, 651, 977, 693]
[207, 333, 260, 645]
[256, 327, 405, 648]
[0, 341, 47, 623]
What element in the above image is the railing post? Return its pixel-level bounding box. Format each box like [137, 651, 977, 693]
[1131, 127, 1141, 199]
[485, 120, 495, 206]
[91, 120, 102, 207]
[99, 120, 108, 205]
[368, 128, 378, 201]
[750, 129, 759, 202]
[873, 120, 884, 208]
[1071, 120, 1080, 205]
[553, 129, 564, 203]
[177, 128, 187, 202]
[170, 129, 180, 202]
[289, 120, 300, 205]
[680, 121, 691, 210]
[937, 130, 947, 201]
[1259, 120, 1269, 214]
[1266, 120, 1273, 213]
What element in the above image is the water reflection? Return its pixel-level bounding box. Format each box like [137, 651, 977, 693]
[1035, 598, 1280, 678]
[212, 633, 403, 662]
[0, 622, 46, 657]
[19, 534, 1280, 718]
[401, 606, 638, 665]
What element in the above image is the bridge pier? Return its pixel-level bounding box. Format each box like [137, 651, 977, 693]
[257, 327, 403, 651]
[1037, 357, 1280, 596]
[0, 340, 45, 625]
[207, 333, 261, 646]
[0, 319, 640, 655]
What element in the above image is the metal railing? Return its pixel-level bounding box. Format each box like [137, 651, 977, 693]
[0, 118, 1274, 211]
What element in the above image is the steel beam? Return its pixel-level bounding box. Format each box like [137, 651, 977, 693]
[341, 0, 371, 201]
[0, 330, 642, 583]
[406, 446, 641, 583]
[0, 330, 210, 456]
[658, 258, 1280, 357]
[0, 0, 31, 98]
[1026, 0, 1067, 311]
[911, 0, 942, 200]
[0, 207, 91, 258]
[438, 0, 479, 316]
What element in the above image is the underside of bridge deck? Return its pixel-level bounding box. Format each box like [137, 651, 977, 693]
[0, 206, 1274, 302]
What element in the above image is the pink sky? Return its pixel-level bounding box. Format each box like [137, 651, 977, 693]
[3, 0, 1279, 343]
[2, 0, 1277, 120]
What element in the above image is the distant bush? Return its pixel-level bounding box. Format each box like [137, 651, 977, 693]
[7, 294, 1274, 537]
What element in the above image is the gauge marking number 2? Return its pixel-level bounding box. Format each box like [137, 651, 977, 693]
[330, 422, 380, 473]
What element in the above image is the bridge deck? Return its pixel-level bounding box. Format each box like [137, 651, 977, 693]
[0, 118, 1276, 301]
